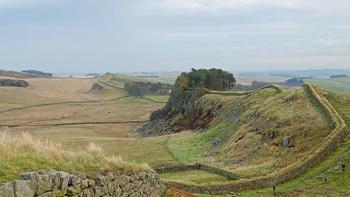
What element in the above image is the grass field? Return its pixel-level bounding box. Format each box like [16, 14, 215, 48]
[0, 77, 178, 182]
[306, 77, 350, 93]
[160, 170, 230, 185]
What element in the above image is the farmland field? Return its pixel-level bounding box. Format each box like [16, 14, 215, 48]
[0, 77, 178, 168]
[306, 77, 350, 93]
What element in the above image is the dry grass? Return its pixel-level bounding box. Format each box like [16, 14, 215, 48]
[0, 128, 150, 183]
[0, 77, 178, 174]
[219, 88, 329, 177]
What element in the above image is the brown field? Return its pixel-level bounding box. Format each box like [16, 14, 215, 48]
[0, 77, 178, 167]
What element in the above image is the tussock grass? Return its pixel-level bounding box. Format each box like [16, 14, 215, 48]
[0, 128, 150, 183]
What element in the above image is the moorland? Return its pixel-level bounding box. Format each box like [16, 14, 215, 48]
[0, 69, 350, 196]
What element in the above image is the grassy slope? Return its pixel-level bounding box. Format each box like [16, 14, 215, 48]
[167, 87, 328, 179]
[305, 77, 350, 93]
[232, 91, 350, 197]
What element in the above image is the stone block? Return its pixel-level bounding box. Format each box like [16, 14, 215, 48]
[13, 180, 35, 197]
[0, 182, 15, 197]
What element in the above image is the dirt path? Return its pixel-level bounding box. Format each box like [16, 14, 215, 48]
[0, 96, 132, 114]
[0, 120, 149, 128]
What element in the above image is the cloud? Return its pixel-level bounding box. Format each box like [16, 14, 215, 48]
[141, 0, 350, 17]
[146, 0, 306, 12]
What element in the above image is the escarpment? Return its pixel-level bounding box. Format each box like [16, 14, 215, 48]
[139, 68, 236, 135]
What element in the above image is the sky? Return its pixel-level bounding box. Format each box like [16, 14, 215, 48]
[0, 0, 350, 73]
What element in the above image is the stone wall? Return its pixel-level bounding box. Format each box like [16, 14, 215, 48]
[155, 163, 239, 180]
[0, 170, 165, 197]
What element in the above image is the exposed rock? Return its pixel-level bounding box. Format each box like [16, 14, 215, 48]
[266, 131, 277, 140]
[283, 136, 291, 147]
[13, 180, 35, 197]
[0, 182, 14, 197]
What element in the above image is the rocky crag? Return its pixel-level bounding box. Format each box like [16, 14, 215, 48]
[139, 68, 236, 135]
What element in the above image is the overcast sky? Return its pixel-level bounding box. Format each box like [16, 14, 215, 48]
[0, 0, 350, 73]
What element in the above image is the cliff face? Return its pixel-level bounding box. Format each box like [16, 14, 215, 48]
[139, 69, 236, 136]
[0, 170, 165, 197]
[140, 92, 229, 135]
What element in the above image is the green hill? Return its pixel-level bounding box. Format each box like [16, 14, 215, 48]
[145, 69, 348, 195]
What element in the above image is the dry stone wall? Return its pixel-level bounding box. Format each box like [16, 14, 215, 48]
[0, 170, 165, 197]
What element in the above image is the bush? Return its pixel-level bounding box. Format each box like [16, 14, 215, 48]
[124, 81, 173, 97]
[0, 79, 29, 87]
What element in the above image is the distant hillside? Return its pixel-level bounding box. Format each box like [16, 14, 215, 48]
[91, 73, 174, 96]
[0, 69, 51, 78]
[0, 70, 36, 78]
[21, 70, 52, 77]
[237, 69, 350, 80]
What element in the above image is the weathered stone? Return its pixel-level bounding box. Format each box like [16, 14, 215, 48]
[87, 180, 95, 187]
[115, 187, 122, 196]
[80, 180, 89, 189]
[38, 189, 66, 197]
[100, 185, 108, 194]
[106, 182, 114, 193]
[36, 173, 54, 194]
[94, 187, 102, 197]
[106, 172, 114, 181]
[68, 176, 81, 186]
[95, 176, 108, 186]
[66, 186, 81, 196]
[13, 180, 35, 197]
[80, 188, 91, 196]
[283, 136, 291, 147]
[58, 171, 70, 189]
[19, 172, 37, 181]
[0, 182, 15, 197]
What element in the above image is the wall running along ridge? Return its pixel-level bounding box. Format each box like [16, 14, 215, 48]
[155, 163, 239, 180]
[162, 84, 348, 194]
[0, 170, 165, 197]
[203, 84, 282, 96]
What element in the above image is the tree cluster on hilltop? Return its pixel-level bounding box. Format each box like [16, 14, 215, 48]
[150, 68, 236, 121]
[124, 81, 173, 97]
[177, 68, 236, 91]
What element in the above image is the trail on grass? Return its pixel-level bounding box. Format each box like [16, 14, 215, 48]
[0, 120, 149, 128]
[97, 80, 124, 89]
[0, 95, 132, 114]
[140, 97, 167, 104]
